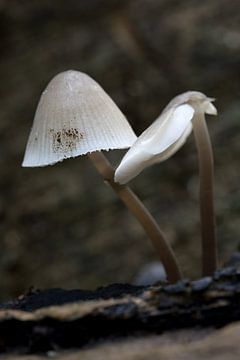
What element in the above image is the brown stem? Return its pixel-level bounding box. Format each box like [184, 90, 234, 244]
[192, 112, 217, 276]
[87, 151, 182, 283]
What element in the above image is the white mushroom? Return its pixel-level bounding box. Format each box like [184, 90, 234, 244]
[22, 70, 136, 167]
[22, 70, 182, 283]
[115, 91, 217, 277]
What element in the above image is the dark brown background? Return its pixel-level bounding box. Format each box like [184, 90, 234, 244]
[0, 0, 240, 301]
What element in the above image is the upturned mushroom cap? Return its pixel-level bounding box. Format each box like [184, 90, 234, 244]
[22, 70, 137, 167]
[115, 91, 217, 184]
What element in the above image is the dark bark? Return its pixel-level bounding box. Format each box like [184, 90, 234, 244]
[0, 265, 240, 353]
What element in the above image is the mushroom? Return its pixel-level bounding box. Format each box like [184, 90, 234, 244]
[22, 70, 182, 283]
[115, 91, 217, 277]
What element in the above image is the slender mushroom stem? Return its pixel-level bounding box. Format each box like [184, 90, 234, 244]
[192, 111, 217, 276]
[87, 151, 182, 283]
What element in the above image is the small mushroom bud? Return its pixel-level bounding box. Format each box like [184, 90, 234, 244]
[115, 91, 217, 277]
[22, 70, 182, 283]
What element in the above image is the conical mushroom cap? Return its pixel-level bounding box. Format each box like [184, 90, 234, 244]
[115, 91, 217, 184]
[22, 70, 137, 167]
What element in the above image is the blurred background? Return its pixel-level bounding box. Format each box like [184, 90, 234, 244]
[0, 0, 240, 301]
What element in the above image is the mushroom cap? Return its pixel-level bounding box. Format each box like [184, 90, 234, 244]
[22, 70, 137, 167]
[114, 91, 216, 184]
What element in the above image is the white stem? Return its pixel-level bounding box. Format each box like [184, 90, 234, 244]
[88, 151, 182, 283]
[192, 111, 217, 276]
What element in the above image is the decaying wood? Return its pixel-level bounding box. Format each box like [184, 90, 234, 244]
[0, 266, 240, 353]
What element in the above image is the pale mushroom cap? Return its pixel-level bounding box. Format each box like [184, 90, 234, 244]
[115, 91, 217, 184]
[22, 70, 137, 167]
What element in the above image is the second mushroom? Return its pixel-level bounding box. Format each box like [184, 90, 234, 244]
[115, 91, 218, 277]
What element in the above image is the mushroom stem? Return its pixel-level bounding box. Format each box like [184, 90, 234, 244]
[88, 151, 182, 283]
[192, 111, 217, 276]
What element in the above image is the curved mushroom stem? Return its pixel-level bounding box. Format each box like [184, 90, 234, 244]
[192, 111, 217, 276]
[88, 151, 182, 284]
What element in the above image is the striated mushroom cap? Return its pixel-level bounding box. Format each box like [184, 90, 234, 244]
[22, 70, 137, 167]
[115, 91, 217, 184]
